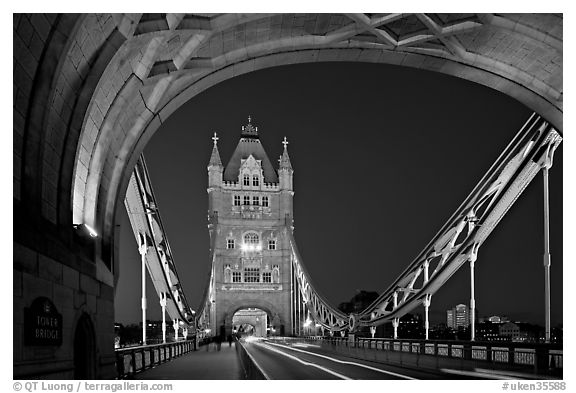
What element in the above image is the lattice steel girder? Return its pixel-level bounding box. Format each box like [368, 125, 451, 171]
[124, 155, 196, 328]
[288, 113, 561, 332]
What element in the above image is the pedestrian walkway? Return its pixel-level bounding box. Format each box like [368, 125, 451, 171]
[135, 342, 242, 380]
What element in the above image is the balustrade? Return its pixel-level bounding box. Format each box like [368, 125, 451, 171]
[115, 339, 196, 378]
[302, 336, 562, 377]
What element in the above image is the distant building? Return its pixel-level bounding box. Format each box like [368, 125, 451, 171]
[447, 304, 470, 329]
[398, 314, 424, 339]
[429, 323, 457, 340]
[499, 322, 540, 343]
[485, 315, 509, 323]
[476, 321, 507, 342]
[447, 310, 455, 329]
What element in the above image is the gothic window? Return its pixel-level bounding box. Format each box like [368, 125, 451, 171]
[268, 239, 276, 250]
[262, 196, 269, 207]
[243, 195, 250, 205]
[253, 176, 259, 187]
[243, 175, 250, 186]
[253, 196, 259, 206]
[244, 233, 259, 244]
[227, 239, 235, 249]
[232, 271, 242, 283]
[234, 195, 241, 206]
[244, 268, 260, 283]
[263, 271, 272, 283]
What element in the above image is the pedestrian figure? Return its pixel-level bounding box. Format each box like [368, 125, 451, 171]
[216, 335, 222, 351]
[227, 334, 233, 347]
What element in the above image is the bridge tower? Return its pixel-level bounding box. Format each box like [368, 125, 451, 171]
[206, 117, 295, 337]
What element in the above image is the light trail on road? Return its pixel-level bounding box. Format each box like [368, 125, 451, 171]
[263, 341, 416, 380]
[254, 341, 352, 379]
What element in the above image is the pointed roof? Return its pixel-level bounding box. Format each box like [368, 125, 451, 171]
[279, 136, 293, 170]
[208, 132, 222, 167]
[223, 117, 278, 183]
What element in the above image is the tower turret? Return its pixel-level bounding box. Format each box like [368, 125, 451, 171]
[278, 136, 293, 191]
[207, 132, 223, 189]
[278, 136, 294, 224]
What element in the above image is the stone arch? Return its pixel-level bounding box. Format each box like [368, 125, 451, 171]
[222, 299, 282, 330]
[56, 15, 562, 273]
[14, 13, 564, 274]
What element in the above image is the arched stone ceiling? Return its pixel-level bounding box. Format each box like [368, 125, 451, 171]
[13, 13, 562, 266]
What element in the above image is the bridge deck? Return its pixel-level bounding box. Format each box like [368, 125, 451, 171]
[134, 343, 242, 380]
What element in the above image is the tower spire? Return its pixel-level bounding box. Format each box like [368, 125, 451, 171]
[208, 132, 223, 167]
[279, 136, 292, 170]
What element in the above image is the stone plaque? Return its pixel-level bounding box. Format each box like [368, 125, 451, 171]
[24, 297, 63, 346]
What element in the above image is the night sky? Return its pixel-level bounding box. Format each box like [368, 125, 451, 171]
[114, 62, 562, 328]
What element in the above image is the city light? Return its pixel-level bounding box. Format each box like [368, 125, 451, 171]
[84, 224, 98, 237]
[74, 223, 98, 238]
[241, 243, 262, 252]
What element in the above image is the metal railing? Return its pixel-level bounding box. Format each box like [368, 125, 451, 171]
[115, 339, 196, 378]
[301, 336, 562, 377]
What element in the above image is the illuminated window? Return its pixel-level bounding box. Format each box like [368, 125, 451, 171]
[243, 195, 250, 205]
[243, 175, 250, 186]
[232, 271, 242, 283]
[268, 240, 276, 250]
[263, 272, 272, 283]
[262, 196, 269, 207]
[253, 196, 259, 206]
[244, 268, 260, 283]
[227, 239, 235, 249]
[234, 195, 240, 206]
[244, 233, 259, 244]
[253, 176, 259, 187]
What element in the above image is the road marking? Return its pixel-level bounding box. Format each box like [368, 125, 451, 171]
[292, 343, 320, 348]
[440, 368, 509, 379]
[265, 341, 416, 380]
[254, 342, 352, 380]
[473, 368, 541, 380]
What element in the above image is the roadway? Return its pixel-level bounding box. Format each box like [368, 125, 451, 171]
[242, 337, 465, 380]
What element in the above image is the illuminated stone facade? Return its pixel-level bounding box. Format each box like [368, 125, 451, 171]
[206, 118, 294, 337]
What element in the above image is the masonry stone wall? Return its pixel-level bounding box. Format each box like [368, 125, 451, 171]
[13, 241, 116, 379]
